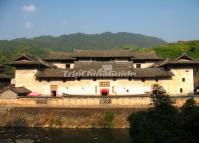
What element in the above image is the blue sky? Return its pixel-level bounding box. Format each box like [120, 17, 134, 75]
[0, 0, 199, 42]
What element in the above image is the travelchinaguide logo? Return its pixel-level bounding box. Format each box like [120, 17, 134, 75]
[64, 64, 136, 78]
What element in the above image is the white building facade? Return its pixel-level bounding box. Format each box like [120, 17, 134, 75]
[9, 50, 199, 96]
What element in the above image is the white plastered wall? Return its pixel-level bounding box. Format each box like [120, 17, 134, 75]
[14, 67, 194, 96]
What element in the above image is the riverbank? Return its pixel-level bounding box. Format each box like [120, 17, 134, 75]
[0, 107, 145, 128]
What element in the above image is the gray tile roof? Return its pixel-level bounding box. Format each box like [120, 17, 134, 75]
[36, 62, 173, 79]
[152, 53, 199, 67]
[45, 50, 161, 60]
[8, 54, 56, 68]
[0, 85, 31, 94]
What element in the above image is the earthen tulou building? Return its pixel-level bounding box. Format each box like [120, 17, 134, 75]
[5, 49, 199, 97]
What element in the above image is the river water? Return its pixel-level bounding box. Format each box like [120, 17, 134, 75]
[0, 128, 131, 143]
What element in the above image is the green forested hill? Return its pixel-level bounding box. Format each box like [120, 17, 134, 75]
[0, 32, 199, 66]
[0, 32, 166, 52]
[0, 32, 166, 64]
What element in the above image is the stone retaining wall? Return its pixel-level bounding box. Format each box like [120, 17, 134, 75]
[0, 95, 198, 107]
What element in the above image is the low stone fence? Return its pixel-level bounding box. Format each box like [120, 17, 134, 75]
[0, 95, 150, 107]
[0, 95, 199, 107]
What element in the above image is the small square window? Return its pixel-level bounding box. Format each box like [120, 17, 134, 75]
[65, 64, 70, 68]
[136, 64, 141, 68]
[182, 78, 185, 82]
[180, 88, 183, 93]
[142, 79, 145, 82]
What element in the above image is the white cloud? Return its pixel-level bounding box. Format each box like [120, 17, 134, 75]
[22, 4, 37, 13]
[25, 21, 33, 29]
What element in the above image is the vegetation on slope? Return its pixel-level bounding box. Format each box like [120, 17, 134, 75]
[0, 107, 141, 128]
[0, 40, 49, 65]
[0, 32, 166, 54]
[121, 40, 199, 59]
[0, 32, 167, 65]
[128, 84, 199, 143]
[153, 40, 199, 59]
[0, 32, 199, 67]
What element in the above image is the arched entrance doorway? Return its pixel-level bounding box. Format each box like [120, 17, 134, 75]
[100, 89, 109, 96]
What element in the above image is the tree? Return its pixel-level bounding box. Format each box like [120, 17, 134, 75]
[181, 98, 199, 143]
[189, 46, 196, 52]
[128, 84, 181, 143]
[128, 89, 199, 143]
[150, 84, 171, 107]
